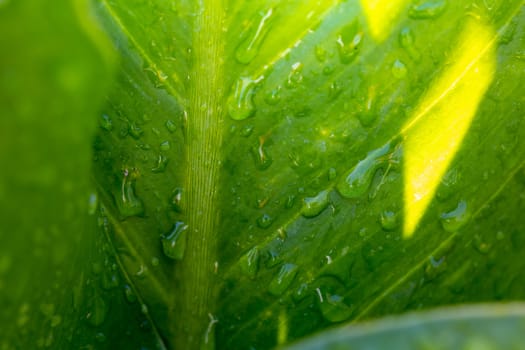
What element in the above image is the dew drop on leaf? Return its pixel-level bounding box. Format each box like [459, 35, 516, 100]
[115, 168, 144, 218]
[251, 137, 273, 170]
[257, 213, 274, 229]
[301, 190, 330, 218]
[227, 76, 257, 120]
[336, 20, 363, 64]
[239, 246, 260, 278]
[171, 187, 183, 212]
[285, 62, 304, 89]
[336, 141, 400, 199]
[128, 121, 144, 140]
[268, 263, 298, 296]
[165, 119, 177, 133]
[161, 221, 188, 260]
[124, 284, 136, 303]
[440, 200, 470, 232]
[235, 8, 273, 64]
[151, 154, 169, 173]
[408, 0, 447, 19]
[86, 295, 107, 327]
[160, 140, 171, 151]
[264, 87, 281, 105]
[314, 276, 353, 322]
[99, 114, 113, 131]
[380, 210, 399, 231]
[399, 27, 421, 62]
[391, 59, 407, 78]
[315, 45, 327, 62]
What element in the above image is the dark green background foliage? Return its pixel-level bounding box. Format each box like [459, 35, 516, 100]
[1, 0, 524, 349]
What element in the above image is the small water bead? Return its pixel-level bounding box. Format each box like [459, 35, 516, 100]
[88, 193, 98, 215]
[151, 257, 160, 266]
[285, 194, 295, 209]
[473, 235, 491, 254]
[227, 76, 257, 120]
[268, 263, 299, 296]
[314, 276, 352, 322]
[380, 210, 398, 231]
[257, 213, 274, 229]
[115, 168, 144, 218]
[86, 295, 107, 327]
[160, 141, 171, 151]
[391, 59, 407, 78]
[100, 114, 113, 131]
[165, 119, 177, 133]
[399, 27, 421, 61]
[336, 20, 363, 64]
[264, 87, 281, 105]
[315, 45, 327, 62]
[239, 246, 260, 278]
[95, 333, 107, 343]
[424, 255, 447, 281]
[240, 125, 254, 137]
[285, 62, 304, 89]
[171, 187, 183, 212]
[328, 168, 337, 181]
[128, 122, 144, 140]
[301, 190, 330, 218]
[440, 200, 469, 233]
[235, 8, 274, 64]
[151, 154, 169, 173]
[336, 141, 401, 199]
[124, 284, 136, 303]
[408, 0, 447, 19]
[251, 137, 272, 170]
[161, 221, 188, 260]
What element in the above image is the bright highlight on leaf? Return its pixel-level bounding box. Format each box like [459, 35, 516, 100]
[403, 20, 496, 238]
[360, 0, 409, 42]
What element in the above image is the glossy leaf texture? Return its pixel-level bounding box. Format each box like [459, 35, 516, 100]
[282, 303, 525, 349]
[91, 0, 525, 349]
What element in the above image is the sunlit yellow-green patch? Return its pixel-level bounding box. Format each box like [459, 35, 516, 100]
[360, 0, 409, 42]
[403, 20, 496, 238]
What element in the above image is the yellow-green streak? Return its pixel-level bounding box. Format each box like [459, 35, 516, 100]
[174, 1, 225, 349]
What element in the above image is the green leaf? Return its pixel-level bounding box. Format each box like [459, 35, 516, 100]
[3, 0, 525, 349]
[282, 303, 525, 349]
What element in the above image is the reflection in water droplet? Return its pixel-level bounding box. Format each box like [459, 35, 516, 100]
[336, 20, 363, 64]
[235, 9, 274, 64]
[440, 200, 469, 232]
[408, 0, 447, 19]
[151, 154, 169, 173]
[115, 168, 144, 218]
[171, 187, 183, 212]
[380, 210, 398, 231]
[257, 213, 274, 229]
[268, 263, 298, 296]
[240, 246, 260, 278]
[336, 141, 401, 199]
[399, 27, 421, 61]
[301, 190, 330, 218]
[314, 276, 352, 322]
[285, 62, 304, 89]
[165, 119, 177, 133]
[251, 136, 272, 170]
[161, 221, 188, 260]
[391, 59, 407, 78]
[227, 76, 257, 120]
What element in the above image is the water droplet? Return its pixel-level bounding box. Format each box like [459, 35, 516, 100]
[251, 136, 272, 170]
[88, 193, 98, 215]
[151, 154, 169, 173]
[473, 235, 491, 254]
[301, 190, 330, 218]
[408, 0, 447, 19]
[240, 125, 254, 137]
[323, 65, 335, 75]
[95, 332, 106, 343]
[336, 141, 401, 199]
[314, 276, 352, 322]
[227, 76, 257, 120]
[239, 246, 260, 278]
[424, 255, 447, 281]
[161, 221, 188, 260]
[285, 62, 303, 89]
[264, 87, 281, 105]
[292, 283, 311, 302]
[328, 167, 337, 181]
[115, 168, 144, 218]
[440, 200, 469, 232]
[165, 119, 177, 133]
[336, 20, 363, 64]
[124, 284, 136, 303]
[171, 187, 183, 212]
[257, 213, 274, 229]
[315, 45, 327, 62]
[380, 210, 399, 231]
[160, 140, 171, 151]
[268, 263, 299, 296]
[235, 9, 274, 64]
[391, 59, 407, 78]
[399, 27, 421, 61]
[100, 114, 113, 131]
[128, 122, 144, 140]
[86, 295, 107, 326]
[285, 194, 295, 209]
[437, 168, 460, 201]
[101, 271, 119, 290]
[151, 257, 160, 266]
